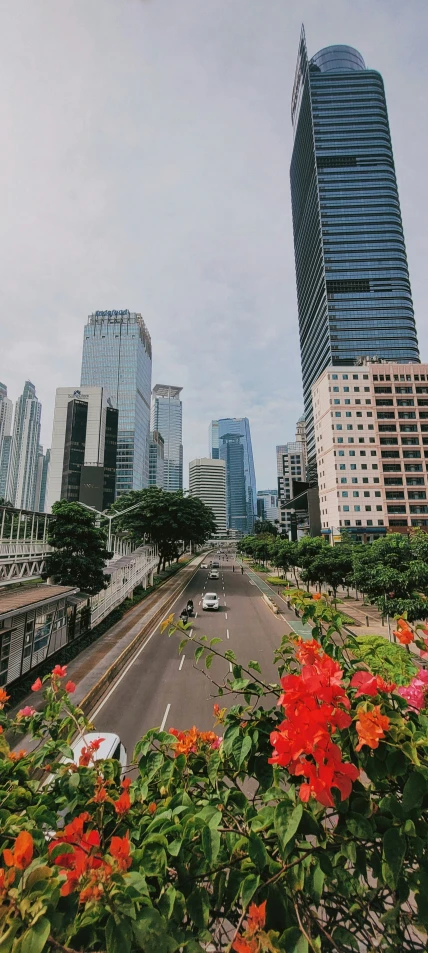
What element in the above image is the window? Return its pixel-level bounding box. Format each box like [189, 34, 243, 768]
[344, 387, 349, 392]
[341, 478, 347, 484]
[333, 387, 339, 392]
[352, 477, 358, 483]
[365, 506, 372, 512]
[350, 464, 357, 470]
[355, 505, 361, 512]
[342, 374, 348, 379]
[349, 451, 355, 456]
[335, 412, 341, 417]
[364, 491, 370, 498]
[343, 506, 350, 512]
[346, 412, 352, 418]
[342, 491, 348, 497]
[353, 491, 359, 497]
[339, 464, 346, 470]
[334, 399, 340, 405]
[360, 451, 366, 456]
[347, 425, 353, 431]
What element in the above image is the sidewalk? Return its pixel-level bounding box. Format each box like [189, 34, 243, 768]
[9, 555, 202, 722]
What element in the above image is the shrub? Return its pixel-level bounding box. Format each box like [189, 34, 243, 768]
[351, 633, 418, 686]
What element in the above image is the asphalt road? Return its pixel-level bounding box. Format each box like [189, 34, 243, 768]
[91, 559, 288, 762]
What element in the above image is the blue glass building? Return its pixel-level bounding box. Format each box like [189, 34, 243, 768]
[81, 311, 152, 497]
[290, 28, 420, 463]
[210, 418, 257, 534]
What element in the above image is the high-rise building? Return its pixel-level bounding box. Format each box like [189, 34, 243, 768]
[46, 387, 118, 513]
[150, 386, 183, 492]
[313, 361, 428, 541]
[257, 490, 279, 524]
[6, 381, 42, 510]
[0, 383, 13, 450]
[0, 437, 12, 501]
[209, 420, 219, 459]
[189, 458, 227, 536]
[290, 28, 420, 466]
[38, 448, 50, 512]
[81, 310, 152, 496]
[34, 445, 44, 513]
[276, 442, 306, 535]
[149, 430, 165, 488]
[210, 418, 256, 534]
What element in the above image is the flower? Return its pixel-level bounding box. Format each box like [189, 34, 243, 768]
[0, 688, 10, 708]
[31, 677, 43, 691]
[148, 802, 157, 814]
[114, 790, 131, 815]
[355, 706, 390, 751]
[65, 680, 76, 693]
[52, 664, 67, 678]
[121, 777, 131, 790]
[376, 675, 396, 693]
[3, 831, 34, 870]
[247, 901, 267, 935]
[170, 726, 222, 757]
[17, 705, 36, 718]
[8, 749, 26, 761]
[79, 737, 105, 767]
[110, 832, 132, 871]
[394, 627, 414, 646]
[0, 868, 15, 892]
[312, 593, 322, 601]
[350, 671, 395, 697]
[295, 638, 322, 666]
[232, 939, 258, 953]
[398, 669, 428, 711]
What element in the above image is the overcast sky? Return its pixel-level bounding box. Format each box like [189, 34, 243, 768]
[2, 0, 428, 488]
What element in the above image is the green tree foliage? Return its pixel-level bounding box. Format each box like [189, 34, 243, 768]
[42, 501, 111, 595]
[351, 634, 418, 686]
[300, 545, 353, 599]
[111, 488, 216, 572]
[254, 519, 278, 536]
[352, 532, 428, 621]
[2, 596, 428, 950]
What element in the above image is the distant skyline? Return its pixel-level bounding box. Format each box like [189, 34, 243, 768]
[2, 1, 428, 486]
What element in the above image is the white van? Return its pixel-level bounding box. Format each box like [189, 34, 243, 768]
[44, 732, 127, 788]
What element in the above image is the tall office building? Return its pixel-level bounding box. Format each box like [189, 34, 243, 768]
[81, 310, 152, 496]
[151, 386, 183, 492]
[46, 387, 118, 513]
[276, 442, 306, 535]
[210, 418, 257, 534]
[149, 430, 165, 489]
[6, 381, 42, 510]
[38, 448, 50, 512]
[290, 28, 419, 466]
[189, 458, 227, 536]
[0, 384, 13, 502]
[257, 490, 279, 524]
[0, 438, 12, 501]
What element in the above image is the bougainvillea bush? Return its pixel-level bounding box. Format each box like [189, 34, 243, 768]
[2, 597, 428, 951]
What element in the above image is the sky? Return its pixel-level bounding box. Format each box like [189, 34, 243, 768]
[2, 0, 428, 489]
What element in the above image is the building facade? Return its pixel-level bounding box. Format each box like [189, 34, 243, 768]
[150, 386, 183, 492]
[38, 449, 50, 513]
[276, 443, 306, 535]
[81, 310, 152, 496]
[211, 418, 256, 534]
[0, 438, 12, 501]
[290, 28, 420, 466]
[46, 387, 118, 513]
[257, 490, 279, 524]
[6, 381, 42, 510]
[149, 430, 165, 489]
[189, 458, 227, 536]
[313, 362, 428, 541]
[0, 384, 13, 502]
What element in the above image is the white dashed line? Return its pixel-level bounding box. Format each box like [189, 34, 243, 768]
[179, 655, 185, 671]
[160, 703, 171, 731]
[195, 612, 198, 618]
[226, 629, 230, 639]
[225, 613, 227, 620]
[188, 628, 193, 639]
[229, 662, 233, 673]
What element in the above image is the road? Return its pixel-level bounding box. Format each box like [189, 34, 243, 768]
[91, 559, 288, 761]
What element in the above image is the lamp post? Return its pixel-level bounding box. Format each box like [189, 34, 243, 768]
[76, 500, 144, 552]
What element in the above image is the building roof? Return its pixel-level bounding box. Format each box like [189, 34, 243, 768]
[0, 584, 78, 617]
[152, 385, 183, 399]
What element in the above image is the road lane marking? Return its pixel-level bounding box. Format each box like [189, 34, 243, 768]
[160, 703, 171, 731]
[229, 662, 233, 673]
[226, 629, 230, 639]
[188, 628, 193, 639]
[198, 601, 201, 606]
[179, 655, 185, 671]
[225, 613, 227, 620]
[195, 612, 198, 618]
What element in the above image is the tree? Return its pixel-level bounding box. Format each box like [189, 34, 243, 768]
[2, 595, 428, 950]
[352, 533, 428, 621]
[300, 545, 353, 600]
[111, 488, 216, 572]
[254, 519, 278, 536]
[42, 501, 111, 595]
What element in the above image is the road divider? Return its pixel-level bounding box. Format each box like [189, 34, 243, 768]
[262, 592, 280, 615]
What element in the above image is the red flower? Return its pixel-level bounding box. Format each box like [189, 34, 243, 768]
[0, 688, 10, 708]
[17, 706, 36, 718]
[148, 802, 157, 815]
[247, 901, 266, 935]
[376, 675, 396, 693]
[79, 737, 105, 767]
[312, 593, 322, 601]
[65, 680, 76, 693]
[31, 677, 42, 691]
[232, 939, 257, 953]
[114, 791, 131, 815]
[351, 671, 378, 696]
[355, 706, 390, 752]
[110, 831, 131, 871]
[121, 777, 131, 790]
[3, 831, 34, 870]
[295, 638, 322, 666]
[394, 627, 413, 646]
[52, 664, 67, 678]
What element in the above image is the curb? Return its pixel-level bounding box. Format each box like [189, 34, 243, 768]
[262, 592, 280, 615]
[79, 557, 201, 719]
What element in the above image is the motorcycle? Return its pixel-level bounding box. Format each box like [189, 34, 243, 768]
[180, 608, 189, 624]
[186, 600, 194, 617]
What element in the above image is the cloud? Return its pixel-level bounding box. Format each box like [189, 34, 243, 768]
[1, 0, 427, 487]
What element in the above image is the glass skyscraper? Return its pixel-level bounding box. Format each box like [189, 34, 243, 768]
[290, 28, 419, 462]
[6, 381, 42, 510]
[150, 386, 183, 492]
[210, 418, 257, 534]
[81, 311, 152, 496]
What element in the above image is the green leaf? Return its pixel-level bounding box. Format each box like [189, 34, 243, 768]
[210, 638, 223, 646]
[346, 813, 373, 840]
[251, 806, 274, 832]
[186, 886, 210, 929]
[0, 919, 21, 953]
[21, 917, 51, 953]
[308, 864, 324, 904]
[240, 873, 259, 909]
[140, 843, 167, 877]
[106, 917, 133, 953]
[402, 770, 426, 813]
[205, 653, 214, 670]
[332, 926, 359, 950]
[383, 828, 406, 889]
[248, 832, 269, 872]
[280, 926, 308, 953]
[146, 751, 164, 780]
[238, 735, 252, 768]
[248, 660, 261, 673]
[222, 725, 241, 757]
[274, 801, 303, 852]
[194, 646, 204, 663]
[202, 825, 220, 865]
[132, 908, 178, 953]
[49, 842, 75, 862]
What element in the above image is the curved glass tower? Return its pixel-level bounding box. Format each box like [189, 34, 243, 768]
[290, 28, 420, 462]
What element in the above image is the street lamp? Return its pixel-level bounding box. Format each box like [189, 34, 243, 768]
[76, 500, 144, 552]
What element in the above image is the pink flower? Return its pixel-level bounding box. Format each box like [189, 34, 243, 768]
[398, 669, 428, 711]
[17, 706, 36, 718]
[52, 665, 67, 678]
[65, 680, 76, 694]
[211, 735, 223, 750]
[31, 677, 42, 692]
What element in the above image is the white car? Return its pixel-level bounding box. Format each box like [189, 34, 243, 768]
[201, 563, 208, 569]
[203, 592, 219, 611]
[209, 569, 219, 579]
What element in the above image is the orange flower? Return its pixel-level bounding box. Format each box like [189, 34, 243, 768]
[3, 831, 34, 870]
[92, 786, 108, 804]
[355, 706, 390, 752]
[8, 749, 26, 762]
[232, 939, 258, 953]
[247, 901, 267, 935]
[312, 593, 322, 601]
[148, 802, 157, 815]
[394, 626, 413, 645]
[295, 638, 322, 665]
[0, 688, 10, 708]
[110, 831, 132, 871]
[0, 867, 15, 892]
[65, 680, 76, 693]
[52, 664, 67, 678]
[114, 790, 131, 815]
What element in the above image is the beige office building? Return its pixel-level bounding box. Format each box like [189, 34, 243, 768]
[189, 457, 227, 536]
